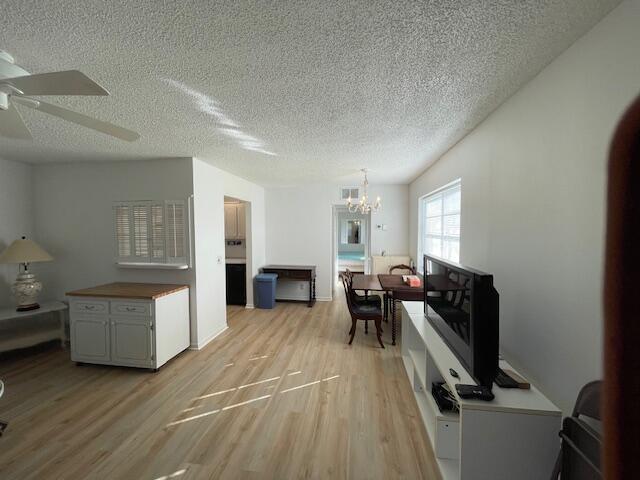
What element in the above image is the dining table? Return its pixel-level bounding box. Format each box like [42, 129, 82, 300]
[350, 273, 424, 345]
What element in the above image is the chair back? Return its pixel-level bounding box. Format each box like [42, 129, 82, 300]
[572, 381, 602, 420]
[389, 264, 416, 275]
[551, 381, 602, 479]
[343, 268, 353, 285]
[341, 273, 355, 315]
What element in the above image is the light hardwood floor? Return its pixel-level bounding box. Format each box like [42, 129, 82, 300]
[0, 292, 440, 480]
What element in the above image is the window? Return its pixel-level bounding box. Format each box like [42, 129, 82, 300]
[419, 180, 461, 269]
[114, 199, 190, 268]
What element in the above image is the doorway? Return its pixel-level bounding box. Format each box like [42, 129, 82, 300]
[332, 206, 371, 286]
[224, 196, 249, 306]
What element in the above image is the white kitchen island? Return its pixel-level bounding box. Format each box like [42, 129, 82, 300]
[67, 282, 190, 370]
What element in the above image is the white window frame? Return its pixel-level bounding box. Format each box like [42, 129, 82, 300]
[418, 179, 461, 272]
[113, 199, 191, 269]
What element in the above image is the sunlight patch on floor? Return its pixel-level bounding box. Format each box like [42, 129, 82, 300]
[170, 373, 340, 426]
[153, 468, 187, 479]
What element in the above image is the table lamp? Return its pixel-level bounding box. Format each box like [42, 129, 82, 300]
[0, 236, 53, 311]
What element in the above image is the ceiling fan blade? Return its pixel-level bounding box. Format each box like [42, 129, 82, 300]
[16, 98, 140, 141]
[0, 103, 32, 139]
[3, 70, 109, 96]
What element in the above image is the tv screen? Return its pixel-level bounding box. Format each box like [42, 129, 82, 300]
[425, 258, 472, 346]
[424, 254, 499, 388]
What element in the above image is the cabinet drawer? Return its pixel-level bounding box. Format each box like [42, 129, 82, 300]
[110, 301, 152, 316]
[288, 270, 310, 280]
[71, 299, 109, 315]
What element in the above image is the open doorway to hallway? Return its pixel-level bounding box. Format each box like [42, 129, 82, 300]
[332, 206, 371, 286]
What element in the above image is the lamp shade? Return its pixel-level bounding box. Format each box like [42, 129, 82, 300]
[0, 237, 53, 264]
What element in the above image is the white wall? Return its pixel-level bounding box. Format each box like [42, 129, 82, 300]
[32, 158, 198, 341]
[0, 158, 34, 308]
[265, 184, 409, 300]
[409, 0, 640, 413]
[214, 162, 267, 309]
[191, 158, 226, 347]
[190, 157, 266, 346]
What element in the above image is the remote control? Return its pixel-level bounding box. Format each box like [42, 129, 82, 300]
[455, 384, 495, 401]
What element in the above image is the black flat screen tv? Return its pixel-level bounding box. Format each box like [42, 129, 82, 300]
[423, 254, 499, 388]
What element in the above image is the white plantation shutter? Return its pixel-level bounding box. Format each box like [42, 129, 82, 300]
[151, 204, 165, 260]
[114, 205, 132, 258]
[165, 200, 187, 263]
[132, 205, 150, 258]
[114, 199, 189, 267]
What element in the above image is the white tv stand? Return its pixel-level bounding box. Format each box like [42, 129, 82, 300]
[401, 301, 561, 480]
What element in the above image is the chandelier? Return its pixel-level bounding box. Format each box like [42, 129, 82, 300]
[347, 169, 381, 214]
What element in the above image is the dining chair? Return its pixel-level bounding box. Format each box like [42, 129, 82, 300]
[0, 380, 7, 436]
[341, 275, 385, 348]
[551, 381, 602, 479]
[384, 264, 420, 323]
[344, 269, 382, 307]
[389, 264, 416, 275]
[343, 269, 381, 336]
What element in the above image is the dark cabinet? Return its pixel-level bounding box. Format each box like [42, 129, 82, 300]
[226, 263, 246, 305]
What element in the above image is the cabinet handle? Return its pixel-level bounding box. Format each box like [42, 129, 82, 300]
[85, 305, 96, 310]
[125, 307, 137, 312]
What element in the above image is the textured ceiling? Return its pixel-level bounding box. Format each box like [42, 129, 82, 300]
[0, 0, 621, 185]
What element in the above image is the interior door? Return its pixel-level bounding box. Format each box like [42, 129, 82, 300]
[71, 316, 110, 362]
[224, 203, 238, 238]
[110, 317, 154, 367]
[236, 203, 246, 239]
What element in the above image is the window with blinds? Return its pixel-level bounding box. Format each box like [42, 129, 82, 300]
[113, 200, 189, 267]
[418, 180, 461, 269]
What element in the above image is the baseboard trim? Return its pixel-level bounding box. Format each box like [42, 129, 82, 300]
[275, 296, 332, 302]
[189, 325, 228, 350]
[245, 303, 254, 309]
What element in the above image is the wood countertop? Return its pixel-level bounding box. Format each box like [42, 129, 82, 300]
[66, 282, 189, 300]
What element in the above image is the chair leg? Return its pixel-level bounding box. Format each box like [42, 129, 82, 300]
[0, 420, 7, 436]
[374, 317, 385, 348]
[364, 319, 368, 334]
[348, 318, 357, 345]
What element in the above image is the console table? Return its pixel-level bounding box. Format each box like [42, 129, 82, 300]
[401, 301, 561, 480]
[0, 301, 68, 353]
[261, 265, 316, 307]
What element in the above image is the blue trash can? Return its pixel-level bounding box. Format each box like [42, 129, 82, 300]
[256, 273, 278, 309]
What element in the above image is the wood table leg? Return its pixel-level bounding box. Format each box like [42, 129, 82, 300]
[392, 298, 397, 346]
[384, 294, 388, 322]
[58, 310, 67, 348]
[307, 277, 316, 307]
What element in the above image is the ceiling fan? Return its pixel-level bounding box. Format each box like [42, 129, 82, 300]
[0, 50, 139, 141]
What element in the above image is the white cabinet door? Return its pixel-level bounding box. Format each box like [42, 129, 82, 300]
[236, 203, 246, 239]
[71, 316, 110, 362]
[224, 204, 238, 239]
[111, 317, 154, 367]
